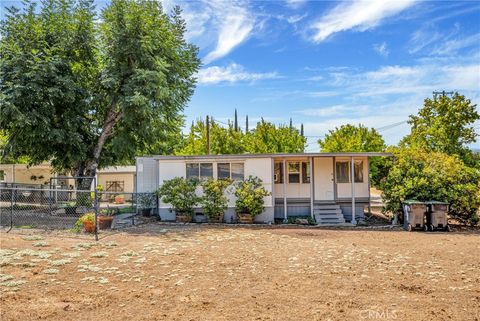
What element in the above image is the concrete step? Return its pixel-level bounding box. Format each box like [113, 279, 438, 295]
[314, 205, 341, 210]
[314, 209, 343, 215]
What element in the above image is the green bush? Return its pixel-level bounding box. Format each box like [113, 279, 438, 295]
[200, 179, 232, 220]
[155, 177, 200, 216]
[379, 147, 480, 224]
[234, 176, 270, 217]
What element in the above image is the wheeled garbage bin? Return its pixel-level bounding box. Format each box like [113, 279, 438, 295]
[425, 201, 450, 232]
[402, 200, 427, 232]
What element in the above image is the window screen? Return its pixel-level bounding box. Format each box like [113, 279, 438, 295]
[302, 162, 310, 183]
[288, 162, 300, 183]
[274, 162, 283, 184]
[186, 163, 199, 179]
[354, 160, 364, 183]
[336, 161, 350, 183]
[217, 163, 230, 179]
[200, 163, 213, 180]
[231, 163, 244, 181]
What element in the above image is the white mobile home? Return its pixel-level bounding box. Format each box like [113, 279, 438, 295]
[136, 153, 390, 224]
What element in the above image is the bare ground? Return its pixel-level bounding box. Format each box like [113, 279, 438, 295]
[1, 225, 479, 321]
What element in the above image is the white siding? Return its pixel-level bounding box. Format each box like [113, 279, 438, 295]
[136, 157, 158, 193]
[244, 158, 273, 207]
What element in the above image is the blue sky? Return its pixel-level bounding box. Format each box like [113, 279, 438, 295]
[2, 0, 479, 150]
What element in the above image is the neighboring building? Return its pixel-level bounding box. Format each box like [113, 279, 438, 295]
[136, 152, 391, 224]
[0, 164, 136, 193]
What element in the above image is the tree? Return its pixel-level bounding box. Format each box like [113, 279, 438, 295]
[0, 0, 200, 188]
[177, 118, 306, 155]
[400, 93, 479, 167]
[378, 147, 480, 224]
[244, 120, 306, 153]
[318, 124, 386, 185]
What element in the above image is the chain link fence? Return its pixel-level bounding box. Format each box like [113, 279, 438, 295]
[0, 184, 157, 236]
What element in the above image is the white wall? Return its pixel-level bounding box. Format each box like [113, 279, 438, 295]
[156, 157, 274, 209]
[335, 156, 369, 198]
[136, 157, 158, 193]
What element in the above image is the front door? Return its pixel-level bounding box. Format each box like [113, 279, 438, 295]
[314, 158, 335, 201]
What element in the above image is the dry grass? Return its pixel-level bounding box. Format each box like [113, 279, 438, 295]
[0, 226, 479, 321]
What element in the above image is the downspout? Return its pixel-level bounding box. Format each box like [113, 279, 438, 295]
[283, 159, 287, 223]
[351, 156, 357, 225]
[310, 157, 314, 220]
[367, 157, 371, 214]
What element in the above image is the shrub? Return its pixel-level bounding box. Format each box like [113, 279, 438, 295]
[234, 176, 270, 217]
[201, 179, 232, 220]
[155, 177, 200, 216]
[379, 147, 480, 224]
[137, 193, 157, 209]
[73, 212, 96, 232]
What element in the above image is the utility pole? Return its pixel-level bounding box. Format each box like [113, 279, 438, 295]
[433, 90, 454, 98]
[234, 109, 238, 132]
[206, 116, 210, 155]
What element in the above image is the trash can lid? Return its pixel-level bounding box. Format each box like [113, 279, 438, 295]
[424, 200, 449, 205]
[402, 199, 425, 205]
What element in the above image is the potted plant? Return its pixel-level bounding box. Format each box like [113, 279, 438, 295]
[137, 193, 157, 217]
[98, 208, 117, 229]
[74, 212, 96, 233]
[201, 178, 232, 223]
[156, 177, 200, 223]
[234, 176, 270, 224]
[114, 194, 125, 204]
[63, 202, 77, 215]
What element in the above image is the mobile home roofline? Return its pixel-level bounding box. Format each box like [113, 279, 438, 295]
[137, 152, 392, 161]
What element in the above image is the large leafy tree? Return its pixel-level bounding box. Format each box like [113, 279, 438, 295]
[379, 147, 480, 224]
[400, 93, 479, 167]
[0, 0, 200, 187]
[318, 124, 386, 185]
[177, 118, 306, 155]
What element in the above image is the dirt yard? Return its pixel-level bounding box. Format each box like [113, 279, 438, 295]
[1, 225, 479, 321]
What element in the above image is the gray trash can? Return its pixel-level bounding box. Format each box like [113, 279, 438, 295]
[425, 201, 450, 232]
[402, 200, 427, 232]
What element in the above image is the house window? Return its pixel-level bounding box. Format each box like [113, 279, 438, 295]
[231, 163, 244, 181]
[200, 163, 213, 180]
[217, 163, 230, 179]
[354, 160, 364, 183]
[336, 161, 350, 183]
[106, 181, 124, 192]
[186, 163, 199, 179]
[301, 162, 310, 183]
[274, 162, 283, 184]
[186, 163, 213, 180]
[288, 162, 300, 183]
[217, 163, 244, 180]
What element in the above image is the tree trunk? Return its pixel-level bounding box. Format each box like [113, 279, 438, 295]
[74, 102, 123, 190]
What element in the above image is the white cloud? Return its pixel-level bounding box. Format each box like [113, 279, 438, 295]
[203, 5, 254, 64]
[197, 63, 280, 85]
[310, 0, 417, 43]
[373, 42, 389, 57]
[285, 0, 307, 9]
[296, 105, 370, 117]
[430, 33, 480, 56]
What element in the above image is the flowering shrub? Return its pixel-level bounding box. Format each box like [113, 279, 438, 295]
[234, 176, 270, 217]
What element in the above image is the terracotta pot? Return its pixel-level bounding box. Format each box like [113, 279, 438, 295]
[115, 196, 125, 204]
[176, 214, 192, 223]
[238, 213, 253, 224]
[83, 220, 95, 233]
[98, 216, 113, 230]
[208, 214, 224, 223]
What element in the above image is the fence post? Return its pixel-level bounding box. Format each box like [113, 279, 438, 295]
[8, 189, 14, 232]
[94, 185, 98, 241]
